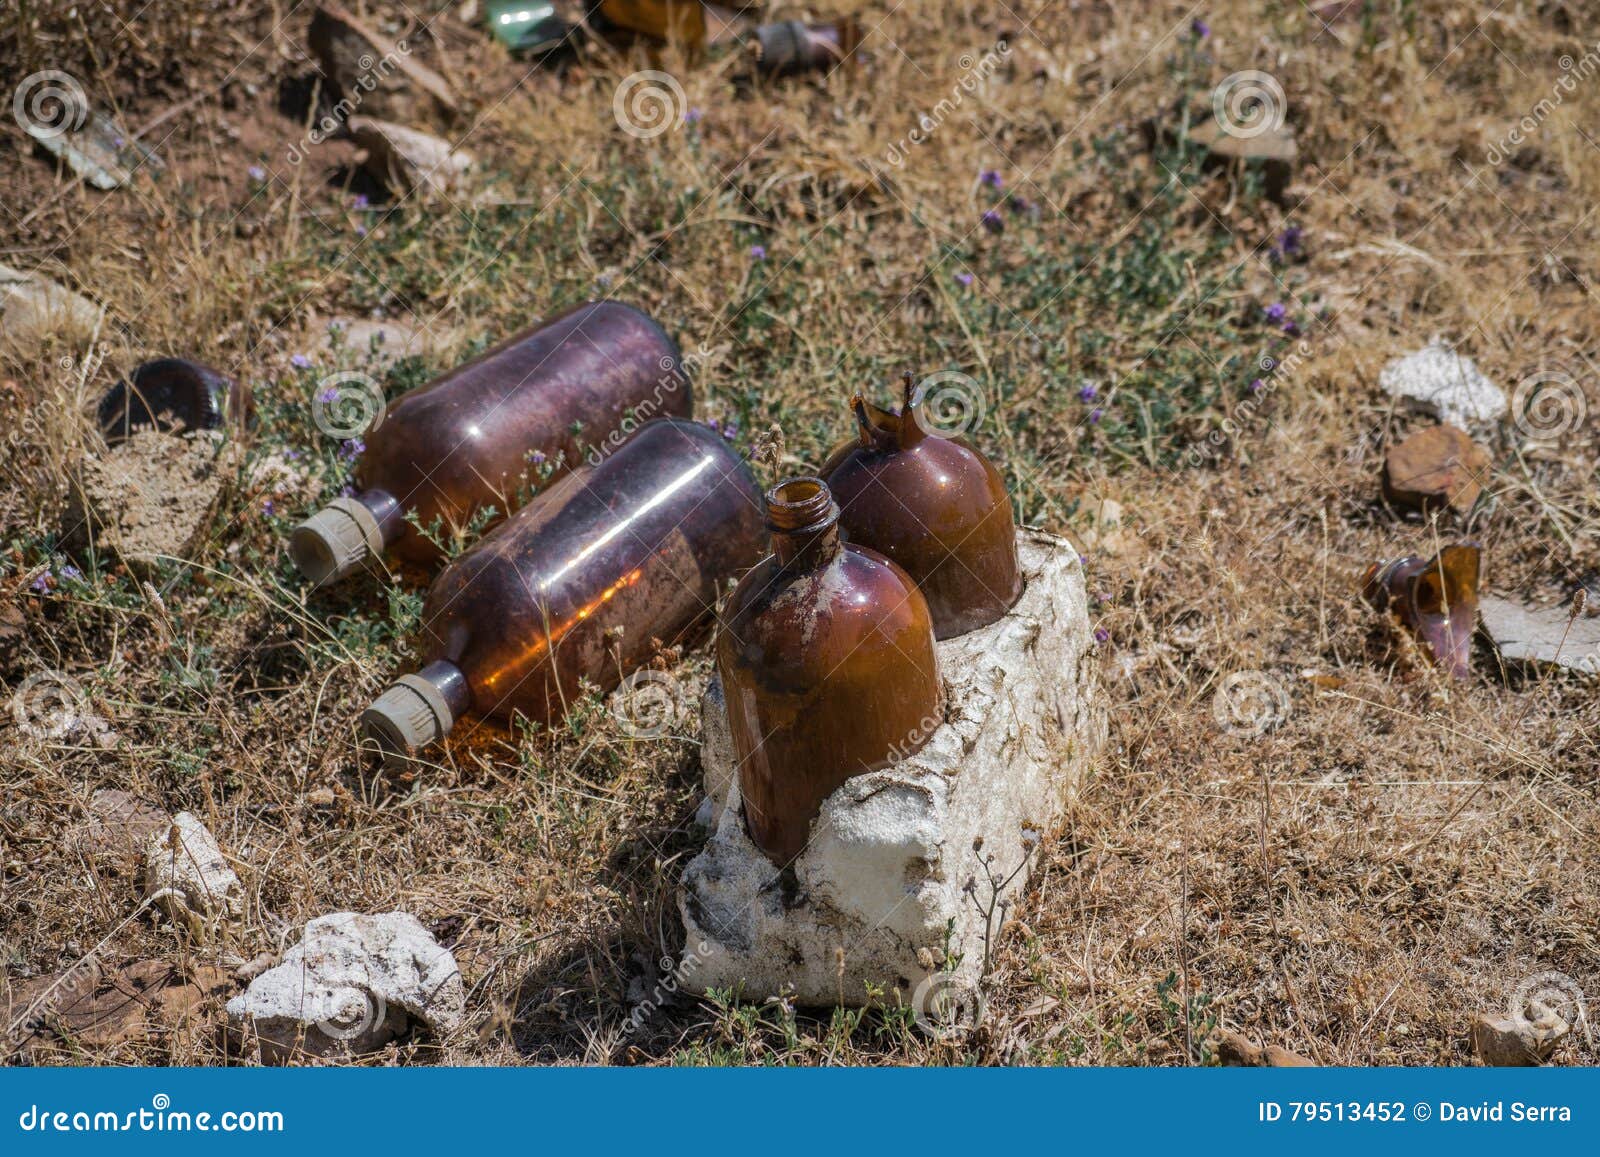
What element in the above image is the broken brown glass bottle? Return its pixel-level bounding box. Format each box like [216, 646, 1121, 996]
[819, 373, 1022, 639]
[1362, 541, 1482, 679]
[718, 477, 943, 866]
[362, 419, 763, 762]
[596, 0, 859, 74]
[97, 358, 253, 443]
[291, 301, 691, 585]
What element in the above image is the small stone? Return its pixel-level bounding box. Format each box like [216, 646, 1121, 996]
[1382, 424, 1490, 513]
[307, 315, 452, 371]
[1213, 1027, 1315, 1067]
[347, 116, 473, 199]
[22, 107, 162, 190]
[63, 430, 227, 573]
[0, 262, 102, 345]
[1471, 1005, 1569, 1066]
[226, 912, 465, 1062]
[1479, 595, 1600, 676]
[143, 812, 245, 941]
[1380, 342, 1508, 429]
[309, 3, 459, 130]
[1189, 121, 1297, 203]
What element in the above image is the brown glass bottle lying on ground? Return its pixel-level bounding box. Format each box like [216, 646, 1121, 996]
[819, 373, 1022, 639]
[718, 477, 942, 866]
[291, 300, 691, 585]
[1362, 541, 1481, 679]
[98, 358, 254, 443]
[362, 419, 763, 762]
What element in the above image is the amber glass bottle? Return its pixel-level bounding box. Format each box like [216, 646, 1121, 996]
[362, 419, 763, 761]
[717, 477, 942, 866]
[291, 301, 691, 585]
[819, 374, 1022, 639]
[98, 358, 253, 443]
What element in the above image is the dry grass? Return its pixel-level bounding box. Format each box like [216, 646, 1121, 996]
[1, 0, 1597, 1066]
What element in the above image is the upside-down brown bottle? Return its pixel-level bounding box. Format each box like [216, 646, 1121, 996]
[290, 301, 691, 585]
[717, 477, 942, 866]
[819, 373, 1022, 639]
[361, 419, 763, 762]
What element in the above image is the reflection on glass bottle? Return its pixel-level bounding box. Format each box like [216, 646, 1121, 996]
[717, 476, 942, 866]
[291, 300, 692, 585]
[820, 373, 1022, 639]
[362, 419, 763, 761]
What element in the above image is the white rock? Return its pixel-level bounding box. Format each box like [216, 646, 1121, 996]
[347, 116, 473, 199]
[0, 262, 102, 345]
[1479, 595, 1600, 676]
[226, 912, 464, 1061]
[680, 530, 1105, 1008]
[1379, 342, 1507, 429]
[143, 812, 243, 940]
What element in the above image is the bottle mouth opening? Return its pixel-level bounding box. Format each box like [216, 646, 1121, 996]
[765, 476, 837, 533]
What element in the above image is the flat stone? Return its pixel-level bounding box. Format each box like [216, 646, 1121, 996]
[0, 262, 102, 346]
[1471, 1006, 1569, 1066]
[1189, 121, 1296, 203]
[347, 116, 473, 199]
[1382, 424, 1490, 513]
[1479, 595, 1600, 676]
[63, 431, 226, 573]
[226, 912, 464, 1062]
[305, 314, 451, 371]
[1213, 1027, 1315, 1066]
[308, 3, 460, 129]
[144, 812, 244, 941]
[680, 530, 1105, 1008]
[1380, 342, 1508, 430]
[24, 108, 162, 190]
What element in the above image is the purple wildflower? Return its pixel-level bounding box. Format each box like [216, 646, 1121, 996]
[1264, 302, 1287, 324]
[1088, 407, 1104, 424]
[355, 225, 368, 237]
[955, 271, 974, 287]
[1282, 319, 1301, 337]
[1280, 225, 1303, 255]
[285, 449, 302, 461]
[317, 386, 339, 404]
[1078, 383, 1098, 402]
[749, 244, 767, 261]
[1191, 18, 1211, 40]
[1007, 193, 1033, 214]
[529, 450, 546, 466]
[721, 421, 738, 440]
[981, 209, 1004, 235]
[979, 169, 1003, 189]
[248, 165, 267, 182]
[262, 498, 276, 516]
[1249, 378, 1266, 394]
[352, 193, 369, 210]
[291, 353, 312, 369]
[706, 418, 721, 434]
[340, 438, 365, 459]
[685, 107, 703, 124]
[60, 565, 81, 581]
[1093, 627, 1110, 644]
[30, 572, 50, 593]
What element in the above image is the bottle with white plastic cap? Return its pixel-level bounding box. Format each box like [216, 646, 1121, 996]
[290, 300, 692, 586]
[360, 419, 764, 764]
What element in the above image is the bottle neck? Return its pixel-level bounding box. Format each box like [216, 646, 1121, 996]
[766, 477, 841, 568]
[352, 487, 405, 549]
